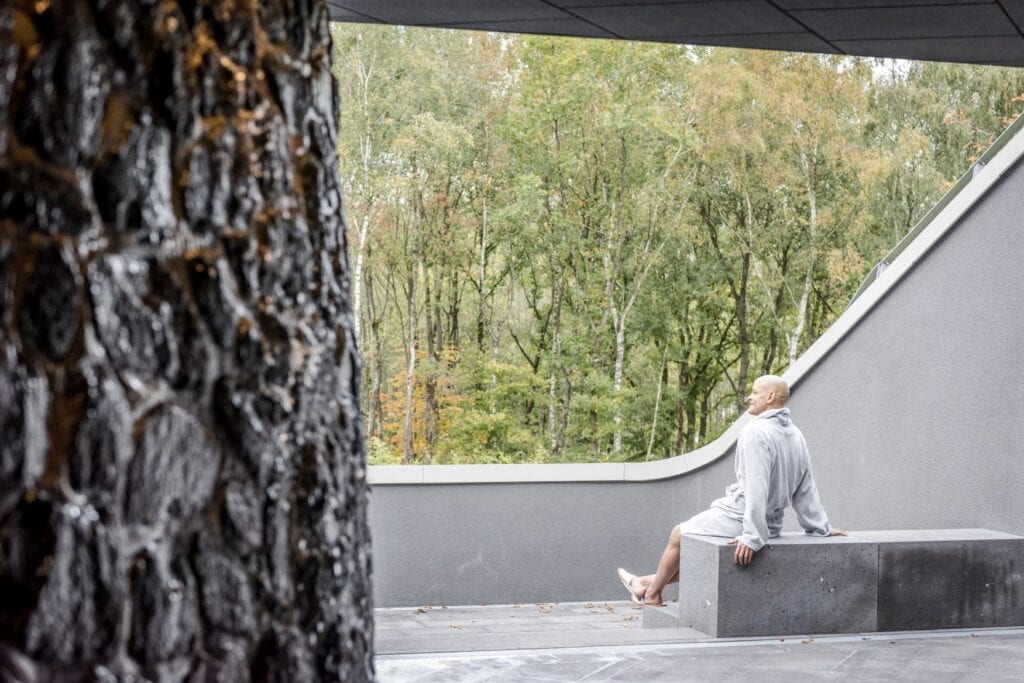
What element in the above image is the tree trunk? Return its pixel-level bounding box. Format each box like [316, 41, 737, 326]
[736, 250, 751, 409]
[612, 321, 626, 455]
[763, 244, 791, 375]
[558, 368, 572, 456]
[476, 195, 488, 351]
[352, 213, 371, 341]
[350, 51, 376, 344]
[402, 251, 418, 464]
[790, 247, 815, 365]
[736, 195, 754, 411]
[790, 147, 818, 365]
[675, 357, 690, 455]
[366, 269, 385, 439]
[422, 260, 438, 460]
[699, 389, 711, 442]
[0, 1, 374, 680]
[547, 278, 563, 454]
[446, 270, 460, 353]
[645, 349, 668, 460]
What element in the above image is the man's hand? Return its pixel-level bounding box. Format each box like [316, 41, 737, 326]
[726, 538, 755, 566]
[828, 529, 848, 537]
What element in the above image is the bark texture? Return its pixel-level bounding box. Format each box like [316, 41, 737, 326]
[0, 0, 374, 680]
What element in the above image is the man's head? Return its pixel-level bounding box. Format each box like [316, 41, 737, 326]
[745, 375, 790, 415]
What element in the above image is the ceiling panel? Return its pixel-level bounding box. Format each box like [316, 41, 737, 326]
[999, 0, 1024, 33]
[554, 1, 718, 6]
[835, 35, 1024, 65]
[325, 3, 380, 23]
[435, 18, 618, 39]
[792, 5, 1017, 40]
[327, 1, 1024, 66]
[330, 0, 564, 25]
[571, 1, 804, 40]
[775, 0, 979, 8]
[647, 31, 836, 52]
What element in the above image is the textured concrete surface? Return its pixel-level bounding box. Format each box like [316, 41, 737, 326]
[678, 533, 878, 637]
[640, 604, 679, 630]
[868, 531, 1024, 631]
[375, 603, 1024, 683]
[675, 533, 722, 634]
[653, 530, 1024, 637]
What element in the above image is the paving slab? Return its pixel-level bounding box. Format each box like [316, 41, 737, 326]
[375, 601, 705, 655]
[376, 628, 1024, 682]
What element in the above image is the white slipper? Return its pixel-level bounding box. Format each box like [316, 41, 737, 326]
[616, 567, 643, 606]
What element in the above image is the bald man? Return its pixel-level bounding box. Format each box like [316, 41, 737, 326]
[618, 375, 845, 607]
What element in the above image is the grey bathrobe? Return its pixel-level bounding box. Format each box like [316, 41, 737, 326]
[680, 407, 832, 551]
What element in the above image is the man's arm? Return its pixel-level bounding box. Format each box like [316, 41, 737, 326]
[731, 466, 846, 564]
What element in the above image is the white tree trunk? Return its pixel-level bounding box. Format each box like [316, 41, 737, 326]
[480, 195, 487, 329]
[612, 321, 625, 455]
[790, 146, 818, 365]
[365, 270, 380, 438]
[351, 57, 375, 342]
[646, 349, 668, 460]
[789, 251, 814, 365]
[352, 213, 370, 341]
[401, 256, 418, 464]
[604, 227, 662, 457]
[547, 283, 562, 453]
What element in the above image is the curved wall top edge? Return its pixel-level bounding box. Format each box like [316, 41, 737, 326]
[368, 128, 1024, 486]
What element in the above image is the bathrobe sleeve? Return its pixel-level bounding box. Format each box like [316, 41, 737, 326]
[735, 425, 772, 552]
[792, 466, 832, 536]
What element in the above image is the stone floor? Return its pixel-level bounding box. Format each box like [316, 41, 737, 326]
[374, 601, 1024, 681]
[375, 601, 703, 656]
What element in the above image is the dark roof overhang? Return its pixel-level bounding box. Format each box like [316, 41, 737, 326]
[327, 1, 1024, 67]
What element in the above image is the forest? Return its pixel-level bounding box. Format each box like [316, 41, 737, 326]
[329, 24, 1024, 465]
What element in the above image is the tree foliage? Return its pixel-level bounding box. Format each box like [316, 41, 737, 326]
[330, 25, 1024, 464]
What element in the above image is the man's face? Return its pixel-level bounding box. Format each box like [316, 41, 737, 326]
[746, 380, 772, 416]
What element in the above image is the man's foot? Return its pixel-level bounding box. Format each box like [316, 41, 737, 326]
[642, 592, 667, 607]
[616, 568, 645, 605]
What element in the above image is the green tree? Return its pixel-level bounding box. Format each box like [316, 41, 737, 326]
[331, 25, 1024, 464]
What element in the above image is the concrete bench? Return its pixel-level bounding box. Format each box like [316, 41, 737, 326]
[642, 529, 1024, 637]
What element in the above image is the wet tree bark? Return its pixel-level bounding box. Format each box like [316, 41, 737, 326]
[0, 0, 374, 681]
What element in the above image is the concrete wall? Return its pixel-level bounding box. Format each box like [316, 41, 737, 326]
[368, 149, 1024, 609]
[789, 159, 1024, 535]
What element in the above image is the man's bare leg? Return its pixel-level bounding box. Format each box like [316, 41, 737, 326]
[635, 526, 681, 605]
